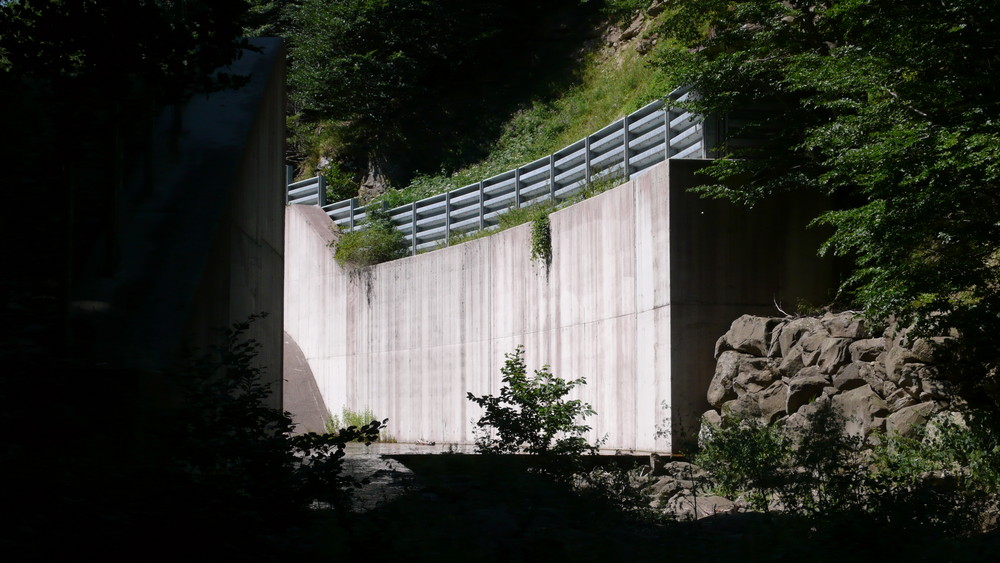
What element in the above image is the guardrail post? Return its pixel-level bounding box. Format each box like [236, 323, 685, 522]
[584, 136, 592, 187]
[444, 191, 451, 246]
[663, 106, 672, 160]
[317, 175, 327, 207]
[478, 181, 486, 231]
[622, 114, 632, 179]
[349, 198, 356, 231]
[411, 202, 417, 256]
[285, 165, 294, 204]
[548, 154, 556, 202]
[514, 168, 522, 209]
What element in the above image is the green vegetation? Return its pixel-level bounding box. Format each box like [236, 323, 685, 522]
[445, 169, 625, 246]
[696, 403, 996, 534]
[285, 0, 607, 196]
[657, 0, 1000, 391]
[530, 212, 553, 268]
[279, 1, 676, 202]
[467, 345, 599, 458]
[696, 417, 791, 510]
[365, 31, 675, 209]
[325, 407, 396, 443]
[331, 205, 407, 268]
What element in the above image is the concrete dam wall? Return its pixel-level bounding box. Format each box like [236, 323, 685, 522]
[284, 159, 834, 451]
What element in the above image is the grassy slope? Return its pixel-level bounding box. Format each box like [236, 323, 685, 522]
[291, 5, 678, 208]
[378, 32, 675, 208]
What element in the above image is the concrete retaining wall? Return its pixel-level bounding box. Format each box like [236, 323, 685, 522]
[88, 38, 286, 411]
[285, 159, 834, 451]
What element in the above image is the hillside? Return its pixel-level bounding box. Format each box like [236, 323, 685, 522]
[283, 0, 676, 206]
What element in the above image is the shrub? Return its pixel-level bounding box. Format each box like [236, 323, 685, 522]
[332, 205, 407, 267]
[696, 416, 791, 511]
[530, 212, 552, 268]
[319, 161, 358, 203]
[467, 345, 598, 458]
[696, 403, 995, 535]
[325, 407, 396, 443]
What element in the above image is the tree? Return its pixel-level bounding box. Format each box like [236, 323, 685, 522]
[286, 0, 600, 196]
[657, 1, 1000, 395]
[467, 346, 598, 458]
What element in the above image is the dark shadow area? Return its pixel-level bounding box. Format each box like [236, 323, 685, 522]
[299, 454, 1000, 562]
[389, 1, 605, 181]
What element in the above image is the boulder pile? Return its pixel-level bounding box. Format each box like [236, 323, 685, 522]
[702, 312, 964, 441]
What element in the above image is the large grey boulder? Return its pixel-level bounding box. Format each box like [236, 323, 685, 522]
[886, 402, 937, 437]
[786, 367, 830, 414]
[850, 338, 886, 362]
[909, 336, 952, 364]
[778, 331, 827, 375]
[920, 377, 958, 402]
[723, 381, 787, 424]
[661, 460, 709, 481]
[817, 337, 853, 374]
[832, 363, 871, 392]
[777, 317, 823, 357]
[665, 494, 736, 520]
[832, 384, 889, 437]
[757, 381, 789, 423]
[885, 388, 918, 411]
[649, 475, 698, 508]
[883, 334, 949, 380]
[720, 315, 784, 358]
[709, 351, 775, 405]
[778, 346, 805, 376]
[784, 395, 832, 433]
[797, 333, 828, 367]
[734, 363, 778, 396]
[821, 312, 868, 338]
[708, 351, 743, 408]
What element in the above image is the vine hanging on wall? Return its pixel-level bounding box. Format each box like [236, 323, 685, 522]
[530, 212, 552, 271]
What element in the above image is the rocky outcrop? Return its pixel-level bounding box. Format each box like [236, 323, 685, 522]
[704, 312, 964, 442]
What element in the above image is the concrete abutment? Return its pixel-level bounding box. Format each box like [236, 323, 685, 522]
[284, 159, 834, 451]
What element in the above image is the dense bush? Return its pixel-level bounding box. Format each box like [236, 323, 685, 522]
[332, 205, 408, 267]
[696, 403, 996, 535]
[657, 0, 1000, 386]
[467, 345, 598, 458]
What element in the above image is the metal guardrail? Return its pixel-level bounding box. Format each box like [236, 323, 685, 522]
[286, 86, 717, 255]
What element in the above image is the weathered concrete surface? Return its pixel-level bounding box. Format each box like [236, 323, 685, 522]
[284, 331, 328, 434]
[285, 159, 833, 451]
[82, 39, 287, 410]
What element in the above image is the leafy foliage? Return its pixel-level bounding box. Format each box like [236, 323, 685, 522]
[286, 0, 603, 187]
[331, 205, 408, 268]
[656, 0, 1000, 374]
[530, 212, 553, 268]
[377, 29, 674, 206]
[319, 160, 358, 203]
[871, 411, 1000, 499]
[325, 406, 396, 442]
[468, 346, 598, 458]
[696, 417, 791, 510]
[587, 0, 651, 22]
[161, 315, 386, 520]
[696, 403, 995, 534]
